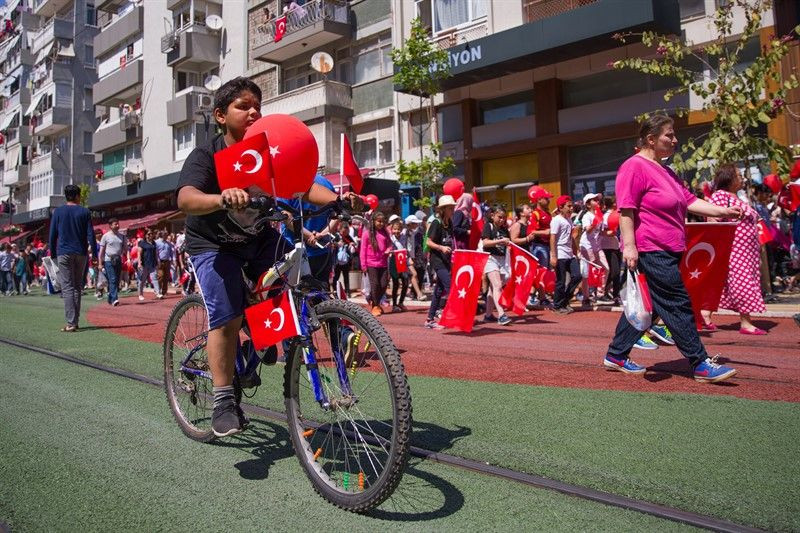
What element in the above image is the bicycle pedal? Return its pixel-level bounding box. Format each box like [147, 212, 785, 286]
[239, 372, 261, 389]
[261, 345, 278, 366]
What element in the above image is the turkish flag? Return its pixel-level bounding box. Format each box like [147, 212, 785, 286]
[587, 263, 606, 288]
[679, 222, 737, 329]
[392, 249, 408, 273]
[244, 290, 302, 350]
[776, 184, 800, 212]
[539, 269, 556, 293]
[340, 134, 364, 194]
[214, 132, 273, 192]
[468, 190, 484, 250]
[439, 250, 490, 332]
[593, 207, 603, 227]
[757, 220, 773, 245]
[274, 16, 287, 42]
[499, 244, 539, 315]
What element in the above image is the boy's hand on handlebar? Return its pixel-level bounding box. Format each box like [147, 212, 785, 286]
[220, 188, 250, 209]
[345, 192, 365, 213]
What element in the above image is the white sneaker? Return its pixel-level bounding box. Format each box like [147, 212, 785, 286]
[138, 295, 145, 301]
[156, 294, 164, 299]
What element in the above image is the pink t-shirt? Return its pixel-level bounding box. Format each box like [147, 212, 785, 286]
[615, 155, 697, 253]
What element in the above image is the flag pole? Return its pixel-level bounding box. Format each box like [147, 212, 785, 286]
[339, 132, 345, 199]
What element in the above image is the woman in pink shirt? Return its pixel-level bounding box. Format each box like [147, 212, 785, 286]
[603, 114, 743, 384]
[360, 211, 391, 316]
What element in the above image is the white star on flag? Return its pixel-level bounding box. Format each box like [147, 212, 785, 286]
[457, 288, 467, 299]
[233, 161, 242, 172]
[515, 276, 522, 284]
[269, 145, 280, 157]
[264, 319, 272, 329]
[689, 269, 701, 279]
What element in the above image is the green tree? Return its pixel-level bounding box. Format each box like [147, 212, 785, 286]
[611, 0, 799, 180]
[79, 183, 91, 207]
[391, 17, 455, 209]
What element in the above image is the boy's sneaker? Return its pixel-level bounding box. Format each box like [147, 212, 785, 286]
[552, 307, 573, 315]
[648, 325, 675, 345]
[483, 314, 495, 322]
[497, 314, 512, 326]
[211, 399, 243, 437]
[603, 355, 646, 374]
[138, 295, 145, 301]
[236, 404, 250, 428]
[693, 356, 737, 383]
[112, 299, 120, 307]
[633, 334, 658, 350]
[424, 320, 444, 330]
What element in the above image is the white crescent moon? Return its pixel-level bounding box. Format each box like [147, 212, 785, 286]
[269, 308, 285, 331]
[454, 265, 474, 288]
[473, 206, 482, 222]
[684, 242, 716, 269]
[514, 255, 530, 278]
[241, 149, 263, 174]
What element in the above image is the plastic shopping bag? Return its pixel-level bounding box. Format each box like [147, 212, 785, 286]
[361, 272, 371, 299]
[621, 269, 653, 331]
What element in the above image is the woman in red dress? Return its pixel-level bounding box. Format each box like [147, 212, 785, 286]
[701, 164, 767, 334]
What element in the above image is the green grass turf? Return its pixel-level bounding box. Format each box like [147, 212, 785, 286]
[0, 345, 701, 532]
[1, 290, 798, 531]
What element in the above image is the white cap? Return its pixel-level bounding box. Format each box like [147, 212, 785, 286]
[583, 192, 601, 204]
[437, 195, 457, 208]
[404, 214, 421, 224]
[414, 210, 426, 221]
[388, 214, 400, 224]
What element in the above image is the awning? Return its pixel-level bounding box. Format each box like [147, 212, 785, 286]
[0, 35, 21, 58]
[57, 43, 75, 57]
[0, 109, 18, 130]
[0, 228, 34, 246]
[92, 209, 181, 235]
[35, 41, 54, 65]
[3, 145, 21, 172]
[24, 91, 45, 116]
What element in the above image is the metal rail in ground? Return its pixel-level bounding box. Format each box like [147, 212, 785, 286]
[0, 337, 766, 533]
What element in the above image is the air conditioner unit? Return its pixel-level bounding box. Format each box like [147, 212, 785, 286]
[123, 158, 145, 183]
[197, 93, 213, 110]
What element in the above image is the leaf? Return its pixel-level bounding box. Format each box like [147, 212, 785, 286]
[758, 111, 772, 124]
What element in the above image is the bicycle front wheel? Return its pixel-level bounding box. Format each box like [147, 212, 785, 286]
[163, 294, 215, 442]
[283, 299, 411, 512]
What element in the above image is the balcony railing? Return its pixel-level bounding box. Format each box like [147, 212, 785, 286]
[432, 20, 488, 50]
[30, 17, 73, 55]
[263, 80, 351, 118]
[523, 0, 598, 23]
[253, 0, 348, 48]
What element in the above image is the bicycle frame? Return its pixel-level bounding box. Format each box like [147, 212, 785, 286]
[179, 199, 354, 409]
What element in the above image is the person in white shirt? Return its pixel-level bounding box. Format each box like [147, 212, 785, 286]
[578, 192, 609, 305]
[550, 195, 582, 314]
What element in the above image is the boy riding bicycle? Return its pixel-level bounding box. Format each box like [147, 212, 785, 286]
[176, 77, 359, 437]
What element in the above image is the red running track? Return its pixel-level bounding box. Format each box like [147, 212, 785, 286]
[88, 295, 800, 403]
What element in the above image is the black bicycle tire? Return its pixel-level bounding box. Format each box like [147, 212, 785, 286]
[163, 294, 216, 443]
[283, 299, 412, 512]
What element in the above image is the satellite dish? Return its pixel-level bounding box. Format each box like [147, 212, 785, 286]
[311, 52, 334, 74]
[204, 74, 222, 91]
[205, 14, 224, 31]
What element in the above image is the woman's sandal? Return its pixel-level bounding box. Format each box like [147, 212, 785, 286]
[60, 325, 78, 332]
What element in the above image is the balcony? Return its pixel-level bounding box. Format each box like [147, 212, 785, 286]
[29, 151, 69, 179]
[30, 17, 74, 55]
[3, 126, 32, 148]
[166, 86, 213, 126]
[93, 58, 143, 107]
[93, 112, 141, 153]
[3, 166, 29, 187]
[35, 105, 70, 136]
[262, 80, 352, 122]
[31, 0, 73, 18]
[252, 0, 350, 64]
[96, 0, 130, 13]
[4, 88, 32, 112]
[433, 21, 488, 50]
[523, 0, 599, 23]
[94, 6, 143, 57]
[30, 62, 73, 93]
[162, 26, 220, 70]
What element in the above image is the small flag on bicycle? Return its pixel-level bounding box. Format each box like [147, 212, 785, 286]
[244, 290, 302, 350]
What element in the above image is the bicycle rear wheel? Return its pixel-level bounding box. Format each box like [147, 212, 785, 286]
[283, 299, 412, 512]
[163, 294, 215, 442]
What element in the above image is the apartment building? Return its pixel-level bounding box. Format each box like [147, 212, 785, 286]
[392, 0, 800, 208]
[0, 0, 97, 233]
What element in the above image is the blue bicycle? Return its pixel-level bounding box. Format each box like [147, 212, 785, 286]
[162, 197, 412, 512]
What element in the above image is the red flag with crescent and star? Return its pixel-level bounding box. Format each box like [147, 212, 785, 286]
[244, 290, 302, 350]
[499, 244, 541, 315]
[468, 190, 484, 250]
[756, 219, 773, 245]
[679, 222, 737, 329]
[274, 15, 287, 42]
[214, 132, 273, 192]
[392, 249, 408, 273]
[587, 263, 606, 288]
[438, 250, 490, 332]
[777, 183, 800, 212]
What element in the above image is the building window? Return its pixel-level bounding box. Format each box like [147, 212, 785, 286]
[353, 32, 393, 85]
[408, 112, 431, 148]
[354, 139, 377, 168]
[678, 0, 705, 19]
[102, 148, 125, 177]
[174, 123, 194, 160]
[432, 0, 487, 33]
[86, 3, 97, 26]
[85, 45, 94, 67]
[84, 87, 93, 110]
[282, 65, 319, 92]
[379, 140, 392, 165]
[479, 91, 534, 125]
[438, 104, 463, 143]
[83, 131, 93, 153]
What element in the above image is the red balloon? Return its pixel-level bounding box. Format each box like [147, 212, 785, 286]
[365, 194, 379, 210]
[763, 174, 782, 194]
[243, 114, 318, 198]
[443, 178, 464, 199]
[607, 210, 620, 232]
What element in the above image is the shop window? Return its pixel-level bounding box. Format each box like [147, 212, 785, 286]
[479, 91, 534, 125]
[438, 104, 463, 143]
[678, 0, 705, 19]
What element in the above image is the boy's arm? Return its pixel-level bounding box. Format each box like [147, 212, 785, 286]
[177, 185, 235, 214]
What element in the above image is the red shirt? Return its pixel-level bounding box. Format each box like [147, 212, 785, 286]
[532, 207, 552, 244]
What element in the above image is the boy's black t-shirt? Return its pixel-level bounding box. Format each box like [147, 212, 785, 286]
[481, 222, 509, 257]
[176, 134, 277, 257]
[427, 218, 453, 271]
